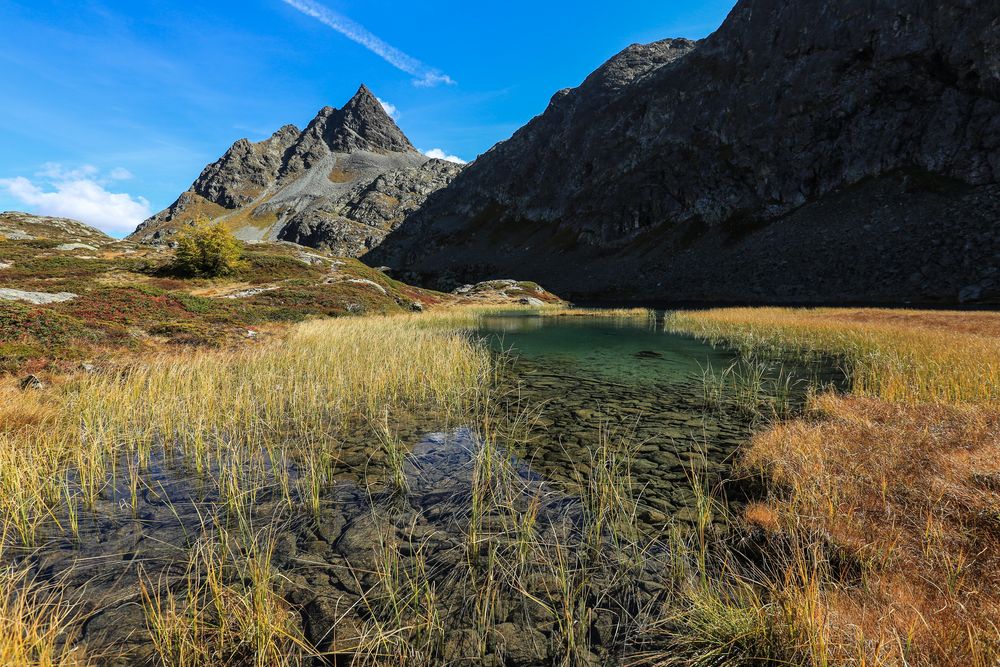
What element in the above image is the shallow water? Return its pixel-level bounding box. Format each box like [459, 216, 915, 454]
[14, 312, 839, 664]
[474, 313, 801, 524]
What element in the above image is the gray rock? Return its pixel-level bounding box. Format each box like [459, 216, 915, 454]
[222, 286, 279, 299]
[54, 242, 98, 251]
[129, 85, 463, 258]
[0, 288, 78, 304]
[0, 211, 112, 245]
[370, 1, 1000, 306]
[19, 375, 44, 390]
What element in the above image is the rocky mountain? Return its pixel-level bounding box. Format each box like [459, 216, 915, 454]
[369, 0, 1000, 305]
[131, 85, 463, 257]
[0, 211, 113, 246]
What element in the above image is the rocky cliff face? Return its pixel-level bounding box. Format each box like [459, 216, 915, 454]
[131, 85, 463, 257]
[369, 0, 1000, 305]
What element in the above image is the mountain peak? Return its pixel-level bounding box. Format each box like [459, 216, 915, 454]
[325, 84, 415, 154]
[351, 83, 378, 104]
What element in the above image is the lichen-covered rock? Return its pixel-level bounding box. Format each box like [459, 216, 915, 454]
[370, 0, 1000, 305]
[130, 85, 463, 257]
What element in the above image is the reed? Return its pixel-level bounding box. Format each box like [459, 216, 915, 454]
[667, 307, 1000, 666]
[0, 556, 89, 667]
[351, 522, 444, 666]
[141, 523, 314, 667]
[669, 308, 1000, 404]
[0, 313, 494, 547]
[539, 307, 656, 321]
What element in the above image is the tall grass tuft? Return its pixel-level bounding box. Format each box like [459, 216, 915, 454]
[669, 308, 1000, 404]
[0, 560, 89, 666]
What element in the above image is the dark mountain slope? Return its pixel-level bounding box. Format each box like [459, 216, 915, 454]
[369, 0, 1000, 305]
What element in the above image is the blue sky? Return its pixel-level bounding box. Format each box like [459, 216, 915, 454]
[0, 0, 737, 236]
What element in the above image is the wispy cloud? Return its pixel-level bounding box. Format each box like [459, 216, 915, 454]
[376, 97, 400, 120]
[423, 148, 467, 165]
[0, 164, 151, 235]
[281, 0, 456, 87]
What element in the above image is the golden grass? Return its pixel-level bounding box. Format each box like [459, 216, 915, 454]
[540, 306, 655, 320]
[670, 307, 1000, 666]
[141, 525, 312, 667]
[0, 562, 88, 666]
[744, 395, 1000, 666]
[0, 312, 493, 544]
[669, 308, 1000, 403]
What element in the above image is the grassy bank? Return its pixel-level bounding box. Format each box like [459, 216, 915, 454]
[669, 307, 999, 403]
[0, 311, 497, 665]
[668, 308, 1000, 666]
[0, 234, 564, 375]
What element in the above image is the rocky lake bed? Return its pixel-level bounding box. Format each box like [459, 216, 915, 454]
[7, 311, 843, 666]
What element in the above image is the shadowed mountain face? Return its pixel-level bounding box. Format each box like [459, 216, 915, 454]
[368, 0, 1000, 305]
[131, 85, 463, 257]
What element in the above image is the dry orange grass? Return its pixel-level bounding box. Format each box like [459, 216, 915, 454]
[744, 394, 1000, 665]
[668, 308, 1000, 665]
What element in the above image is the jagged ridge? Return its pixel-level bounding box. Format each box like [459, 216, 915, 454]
[131, 85, 462, 257]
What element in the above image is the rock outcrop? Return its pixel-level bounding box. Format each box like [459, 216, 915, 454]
[131, 85, 463, 257]
[0, 212, 113, 245]
[369, 0, 1000, 305]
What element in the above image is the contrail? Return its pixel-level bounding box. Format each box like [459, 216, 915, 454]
[281, 0, 455, 87]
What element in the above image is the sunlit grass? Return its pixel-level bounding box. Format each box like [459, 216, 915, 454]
[539, 306, 655, 320]
[668, 307, 1000, 666]
[0, 312, 494, 545]
[141, 523, 313, 667]
[0, 559, 88, 667]
[669, 307, 1000, 403]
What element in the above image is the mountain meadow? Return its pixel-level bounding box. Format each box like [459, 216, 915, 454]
[1, 0, 998, 666]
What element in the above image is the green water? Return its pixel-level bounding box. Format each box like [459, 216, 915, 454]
[474, 312, 821, 525]
[478, 312, 738, 385]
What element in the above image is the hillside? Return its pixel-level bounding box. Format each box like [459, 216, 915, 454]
[0, 210, 114, 246]
[130, 85, 463, 256]
[368, 0, 1000, 306]
[0, 213, 561, 375]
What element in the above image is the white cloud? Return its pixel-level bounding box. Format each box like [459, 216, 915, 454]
[0, 164, 151, 235]
[281, 0, 456, 88]
[37, 163, 98, 181]
[376, 97, 400, 120]
[423, 148, 467, 165]
[109, 167, 134, 181]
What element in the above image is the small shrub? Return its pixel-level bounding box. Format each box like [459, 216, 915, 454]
[171, 219, 243, 277]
